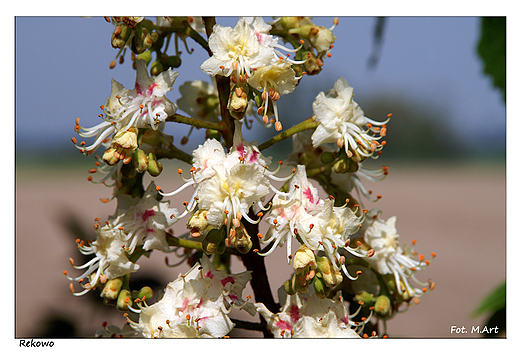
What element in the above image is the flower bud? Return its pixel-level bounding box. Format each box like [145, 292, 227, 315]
[230, 224, 252, 254]
[132, 24, 154, 54]
[202, 227, 225, 255]
[293, 246, 316, 274]
[320, 151, 336, 164]
[187, 210, 209, 238]
[228, 85, 249, 120]
[136, 50, 153, 65]
[150, 60, 164, 76]
[354, 291, 376, 305]
[316, 256, 343, 287]
[333, 158, 349, 174]
[102, 147, 119, 166]
[111, 23, 132, 49]
[284, 278, 296, 295]
[164, 55, 182, 69]
[374, 295, 392, 317]
[291, 273, 309, 294]
[313, 276, 330, 299]
[117, 289, 133, 310]
[302, 51, 322, 76]
[137, 286, 154, 301]
[132, 149, 149, 173]
[100, 278, 123, 300]
[147, 158, 163, 177]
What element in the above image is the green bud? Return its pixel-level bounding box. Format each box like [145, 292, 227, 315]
[136, 50, 153, 65]
[374, 295, 392, 317]
[164, 55, 182, 69]
[231, 224, 253, 254]
[132, 149, 148, 173]
[137, 286, 154, 301]
[132, 25, 154, 54]
[320, 151, 336, 164]
[117, 289, 133, 310]
[111, 23, 132, 49]
[313, 277, 330, 299]
[354, 291, 376, 305]
[147, 159, 163, 177]
[284, 279, 296, 295]
[303, 52, 322, 76]
[150, 60, 164, 76]
[100, 278, 123, 300]
[228, 85, 249, 120]
[280, 17, 301, 30]
[292, 273, 309, 294]
[333, 158, 349, 174]
[316, 256, 342, 287]
[346, 159, 359, 173]
[298, 25, 319, 40]
[203, 227, 225, 255]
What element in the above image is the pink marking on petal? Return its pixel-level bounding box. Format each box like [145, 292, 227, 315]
[288, 304, 300, 323]
[146, 228, 154, 233]
[197, 297, 204, 308]
[340, 316, 349, 325]
[249, 150, 259, 163]
[204, 271, 214, 279]
[147, 83, 158, 96]
[274, 319, 293, 331]
[228, 294, 239, 301]
[237, 143, 245, 157]
[303, 187, 315, 204]
[142, 209, 156, 221]
[220, 276, 235, 286]
[135, 83, 143, 95]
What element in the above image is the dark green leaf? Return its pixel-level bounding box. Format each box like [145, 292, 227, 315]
[477, 17, 506, 102]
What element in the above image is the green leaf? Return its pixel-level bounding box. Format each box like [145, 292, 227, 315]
[472, 281, 505, 317]
[477, 17, 506, 102]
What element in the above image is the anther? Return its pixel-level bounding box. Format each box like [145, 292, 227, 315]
[71, 137, 77, 144]
[156, 186, 161, 191]
[356, 270, 362, 275]
[275, 122, 282, 131]
[367, 249, 375, 257]
[100, 198, 110, 203]
[263, 115, 269, 124]
[69, 258, 75, 266]
[89, 168, 98, 174]
[257, 233, 263, 239]
[178, 168, 183, 174]
[253, 249, 259, 253]
[431, 252, 437, 258]
[326, 53, 332, 57]
[63, 270, 68, 275]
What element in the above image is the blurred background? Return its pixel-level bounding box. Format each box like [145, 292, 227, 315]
[15, 16, 505, 338]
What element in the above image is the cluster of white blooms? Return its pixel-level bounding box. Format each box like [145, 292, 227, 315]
[200, 16, 302, 130]
[260, 165, 369, 280]
[127, 255, 254, 338]
[256, 288, 362, 338]
[360, 209, 435, 300]
[66, 16, 435, 339]
[66, 182, 179, 296]
[73, 60, 178, 163]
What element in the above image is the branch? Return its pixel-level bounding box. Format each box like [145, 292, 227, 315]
[166, 113, 223, 131]
[166, 232, 204, 251]
[154, 143, 193, 165]
[258, 117, 318, 151]
[231, 318, 269, 333]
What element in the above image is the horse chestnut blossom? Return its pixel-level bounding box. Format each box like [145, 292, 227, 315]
[127, 255, 253, 338]
[73, 59, 179, 158]
[255, 288, 361, 338]
[362, 209, 435, 299]
[160, 124, 291, 247]
[65, 223, 139, 296]
[311, 77, 389, 160]
[260, 165, 369, 279]
[66, 16, 436, 338]
[110, 182, 180, 253]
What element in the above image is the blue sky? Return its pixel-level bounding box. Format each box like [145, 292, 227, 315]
[15, 16, 505, 158]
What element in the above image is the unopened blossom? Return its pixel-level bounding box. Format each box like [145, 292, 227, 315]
[110, 182, 180, 253]
[128, 255, 253, 338]
[256, 289, 361, 338]
[362, 209, 434, 298]
[66, 224, 139, 296]
[311, 77, 389, 161]
[73, 59, 178, 156]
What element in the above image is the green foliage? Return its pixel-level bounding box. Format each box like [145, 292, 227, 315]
[472, 281, 505, 317]
[477, 17, 506, 102]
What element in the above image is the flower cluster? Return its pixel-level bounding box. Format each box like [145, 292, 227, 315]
[66, 16, 435, 339]
[127, 255, 253, 338]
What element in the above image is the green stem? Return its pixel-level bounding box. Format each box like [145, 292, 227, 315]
[166, 113, 223, 131]
[166, 232, 204, 251]
[258, 117, 318, 151]
[182, 19, 210, 54]
[154, 143, 193, 165]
